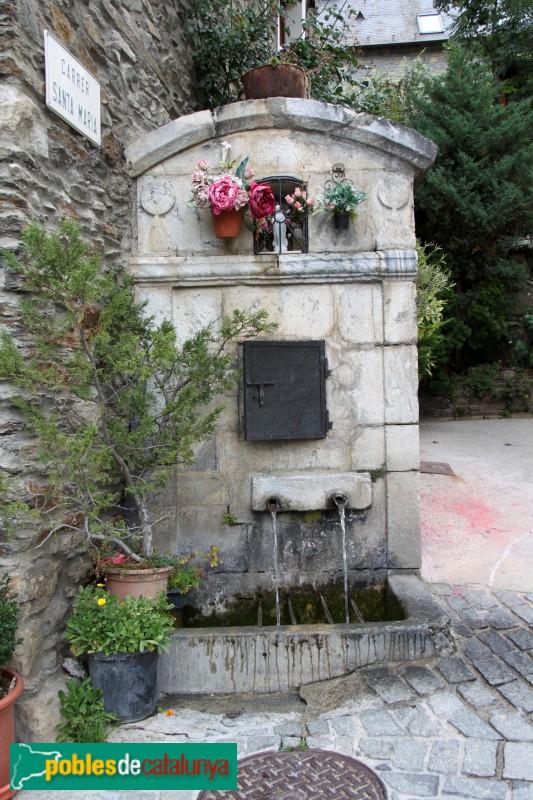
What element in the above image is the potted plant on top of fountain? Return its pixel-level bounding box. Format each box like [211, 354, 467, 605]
[185, 0, 362, 109]
[0, 220, 276, 598]
[0, 573, 23, 800]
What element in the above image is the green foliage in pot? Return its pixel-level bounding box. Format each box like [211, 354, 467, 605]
[0, 572, 20, 670]
[57, 677, 118, 743]
[0, 220, 275, 561]
[65, 585, 174, 656]
[315, 182, 367, 219]
[184, 0, 362, 109]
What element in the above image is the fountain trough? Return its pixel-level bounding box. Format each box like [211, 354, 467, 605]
[158, 572, 451, 694]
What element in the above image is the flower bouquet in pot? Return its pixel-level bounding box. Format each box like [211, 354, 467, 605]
[190, 141, 276, 239]
[315, 175, 367, 231]
[65, 585, 174, 723]
[0, 573, 23, 800]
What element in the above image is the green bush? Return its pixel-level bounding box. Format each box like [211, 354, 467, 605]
[57, 677, 118, 743]
[416, 243, 453, 378]
[0, 573, 20, 669]
[65, 586, 174, 657]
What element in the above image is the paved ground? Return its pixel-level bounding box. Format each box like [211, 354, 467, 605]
[420, 418, 533, 591]
[17, 419, 533, 800]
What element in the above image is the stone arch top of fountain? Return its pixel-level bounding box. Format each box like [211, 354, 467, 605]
[126, 98, 450, 695]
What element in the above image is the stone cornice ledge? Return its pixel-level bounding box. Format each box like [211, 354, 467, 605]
[130, 250, 417, 287]
[125, 99, 437, 178]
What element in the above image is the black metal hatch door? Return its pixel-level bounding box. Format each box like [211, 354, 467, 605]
[243, 340, 330, 441]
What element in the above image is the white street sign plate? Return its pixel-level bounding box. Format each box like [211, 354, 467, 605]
[44, 30, 101, 146]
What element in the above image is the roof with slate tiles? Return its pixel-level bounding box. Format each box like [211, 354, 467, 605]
[318, 0, 455, 47]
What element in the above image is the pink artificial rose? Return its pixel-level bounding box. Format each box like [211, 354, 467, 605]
[294, 201, 302, 211]
[306, 197, 314, 207]
[294, 187, 302, 198]
[249, 182, 276, 220]
[208, 176, 239, 214]
[244, 166, 255, 179]
[285, 194, 295, 205]
[192, 184, 210, 208]
[234, 188, 249, 210]
[196, 159, 210, 171]
[191, 170, 204, 184]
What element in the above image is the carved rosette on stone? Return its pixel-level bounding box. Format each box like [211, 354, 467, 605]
[375, 175, 413, 250]
[139, 177, 175, 254]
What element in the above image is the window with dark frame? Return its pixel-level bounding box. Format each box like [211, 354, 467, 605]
[253, 176, 311, 254]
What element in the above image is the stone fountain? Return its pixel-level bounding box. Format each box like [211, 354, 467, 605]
[125, 99, 451, 693]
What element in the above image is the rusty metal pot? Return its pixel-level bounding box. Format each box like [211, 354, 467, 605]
[241, 64, 308, 100]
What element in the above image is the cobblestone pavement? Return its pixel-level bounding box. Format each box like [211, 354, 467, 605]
[19, 583, 533, 800]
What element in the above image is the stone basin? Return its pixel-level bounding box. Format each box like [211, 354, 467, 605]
[158, 573, 452, 694]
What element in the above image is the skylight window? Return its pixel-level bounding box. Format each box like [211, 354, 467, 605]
[417, 13, 444, 34]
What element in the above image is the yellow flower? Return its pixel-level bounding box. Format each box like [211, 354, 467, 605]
[96, 583, 105, 587]
[97, 598, 106, 606]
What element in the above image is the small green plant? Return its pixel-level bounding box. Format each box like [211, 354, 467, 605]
[222, 509, 238, 526]
[65, 586, 174, 657]
[416, 242, 453, 379]
[56, 677, 118, 743]
[315, 182, 367, 219]
[280, 737, 308, 752]
[167, 546, 221, 594]
[0, 573, 21, 671]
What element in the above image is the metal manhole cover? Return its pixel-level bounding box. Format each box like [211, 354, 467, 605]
[420, 460, 455, 476]
[198, 748, 387, 800]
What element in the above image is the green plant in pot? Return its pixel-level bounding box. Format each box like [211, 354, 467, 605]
[0, 221, 275, 598]
[65, 585, 173, 722]
[0, 573, 23, 800]
[315, 174, 367, 231]
[185, 0, 362, 108]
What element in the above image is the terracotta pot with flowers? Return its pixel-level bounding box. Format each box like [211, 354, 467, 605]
[65, 585, 174, 723]
[0, 573, 22, 800]
[190, 142, 276, 239]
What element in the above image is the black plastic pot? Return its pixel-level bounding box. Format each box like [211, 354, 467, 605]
[333, 211, 351, 231]
[88, 650, 159, 723]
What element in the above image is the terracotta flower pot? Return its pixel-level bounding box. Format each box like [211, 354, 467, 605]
[0, 669, 24, 800]
[241, 64, 308, 100]
[105, 566, 172, 601]
[211, 208, 244, 239]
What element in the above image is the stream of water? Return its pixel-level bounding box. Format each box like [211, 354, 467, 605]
[271, 508, 281, 626]
[338, 500, 350, 624]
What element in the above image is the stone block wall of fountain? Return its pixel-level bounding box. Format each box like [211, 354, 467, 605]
[125, 99, 438, 608]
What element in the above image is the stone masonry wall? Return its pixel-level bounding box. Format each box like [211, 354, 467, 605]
[126, 100, 437, 608]
[0, 0, 196, 740]
[360, 43, 448, 82]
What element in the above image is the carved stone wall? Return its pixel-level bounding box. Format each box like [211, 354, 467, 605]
[126, 99, 437, 605]
[0, 0, 195, 740]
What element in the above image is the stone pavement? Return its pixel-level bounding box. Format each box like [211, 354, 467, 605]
[19, 582, 533, 800]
